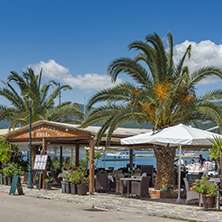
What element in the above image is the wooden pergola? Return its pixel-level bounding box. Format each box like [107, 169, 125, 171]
[2, 120, 151, 194]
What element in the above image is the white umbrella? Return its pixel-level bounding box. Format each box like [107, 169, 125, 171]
[121, 124, 222, 146]
[121, 124, 222, 203]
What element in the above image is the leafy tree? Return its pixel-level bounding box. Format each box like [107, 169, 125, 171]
[81, 32, 222, 189]
[207, 135, 222, 186]
[0, 68, 83, 128]
[0, 68, 83, 167]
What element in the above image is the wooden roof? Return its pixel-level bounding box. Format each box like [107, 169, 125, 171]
[3, 120, 152, 147]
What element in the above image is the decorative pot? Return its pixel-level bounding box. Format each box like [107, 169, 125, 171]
[70, 184, 77, 195]
[7, 177, 12, 186]
[65, 181, 70, 193]
[3, 177, 7, 185]
[0, 173, 3, 185]
[44, 182, 53, 190]
[77, 183, 87, 195]
[61, 181, 66, 193]
[202, 194, 216, 209]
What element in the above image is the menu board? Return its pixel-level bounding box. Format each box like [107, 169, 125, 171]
[33, 155, 48, 170]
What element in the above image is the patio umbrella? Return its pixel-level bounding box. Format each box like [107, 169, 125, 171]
[121, 124, 222, 203]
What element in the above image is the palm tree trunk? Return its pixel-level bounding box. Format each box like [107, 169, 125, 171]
[154, 145, 176, 190]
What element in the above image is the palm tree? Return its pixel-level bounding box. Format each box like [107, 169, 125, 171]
[81, 32, 222, 189]
[0, 68, 83, 166]
[0, 68, 83, 128]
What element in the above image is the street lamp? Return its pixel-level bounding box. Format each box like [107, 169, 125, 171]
[27, 97, 34, 188]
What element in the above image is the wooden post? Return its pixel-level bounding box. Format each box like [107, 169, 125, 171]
[75, 144, 79, 167]
[89, 138, 95, 195]
[130, 149, 133, 170]
[42, 138, 47, 189]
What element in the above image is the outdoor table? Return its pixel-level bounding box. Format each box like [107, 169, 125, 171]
[120, 177, 142, 197]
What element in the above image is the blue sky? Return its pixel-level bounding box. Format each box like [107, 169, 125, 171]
[0, 0, 222, 106]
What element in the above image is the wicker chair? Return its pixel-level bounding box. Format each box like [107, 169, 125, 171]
[183, 177, 199, 204]
[131, 176, 151, 198]
[115, 174, 127, 195]
[95, 173, 108, 192]
[140, 165, 154, 187]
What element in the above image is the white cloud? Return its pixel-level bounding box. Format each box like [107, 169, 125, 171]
[29, 59, 70, 80]
[28, 60, 123, 92]
[173, 40, 222, 85]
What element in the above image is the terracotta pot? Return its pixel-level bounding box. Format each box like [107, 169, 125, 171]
[202, 194, 216, 209]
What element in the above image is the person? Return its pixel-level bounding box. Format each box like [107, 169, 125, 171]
[199, 154, 205, 166]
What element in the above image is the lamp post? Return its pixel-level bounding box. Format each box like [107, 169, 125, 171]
[27, 97, 34, 188]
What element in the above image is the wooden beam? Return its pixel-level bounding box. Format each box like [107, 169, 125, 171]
[42, 138, 47, 189]
[89, 138, 95, 195]
[75, 144, 79, 167]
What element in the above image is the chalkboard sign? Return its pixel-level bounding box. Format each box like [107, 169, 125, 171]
[33, 155, 48, 170]
[9, 176, 24, 195]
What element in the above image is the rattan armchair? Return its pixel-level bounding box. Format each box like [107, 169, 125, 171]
[95, 173, 108, 193]
[115, 174, 127, 195]
[131, 176, 151, 198]
[183, 177, 199, 204]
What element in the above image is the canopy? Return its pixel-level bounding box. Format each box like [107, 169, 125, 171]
[121, 124, 222, 146]
[121, 123, 222, 204]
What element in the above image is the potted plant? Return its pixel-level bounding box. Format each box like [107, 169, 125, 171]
[70, 170, 80, 195]
[61, 171, 71, 193]
[44, 176, 53, 190]
[191, 176, 217, 209]
[76, 167, 89, 195]
[2, 163, 23, 186]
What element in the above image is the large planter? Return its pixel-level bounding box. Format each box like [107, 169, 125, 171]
[3, 177, 7, 185]
[0, 173, 3, 185]
[61, 181, 66, 193]
[77, 183, 87, 195]
[7, 177, 12, 186]
[202, 194, 216, 210]
[44, 182, 53, 190]
[70, 184, 77, 195]
[61, 181, 70, 193]
[65, 181, 70, 193]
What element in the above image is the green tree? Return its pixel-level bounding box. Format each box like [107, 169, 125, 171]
[0, 68, 83, 128]
[81, 32, 222, 189]
[0, 68, 84, 166]
[207, 135, 222, 186]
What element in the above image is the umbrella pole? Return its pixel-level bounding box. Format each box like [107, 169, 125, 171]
[175, 144, 182, 204]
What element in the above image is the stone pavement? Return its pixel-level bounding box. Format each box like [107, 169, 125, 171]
[1, 185, 222, 222]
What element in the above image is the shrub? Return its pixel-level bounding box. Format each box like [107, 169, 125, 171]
[191, 176, 217, 197]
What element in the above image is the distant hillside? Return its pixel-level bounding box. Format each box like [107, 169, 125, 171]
[0, 103, 220, 132]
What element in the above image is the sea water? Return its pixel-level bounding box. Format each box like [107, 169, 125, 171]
[96, 150, 208, 170]
[24, 148, 208, 170]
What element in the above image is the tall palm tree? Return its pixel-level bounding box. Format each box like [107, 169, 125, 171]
[0, 68, 83, 166]
[0, 68, 83, 128]
[81, 32, 222, 189]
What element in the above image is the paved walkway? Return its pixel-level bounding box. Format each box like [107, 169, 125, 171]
[1, 185, 222, 222]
